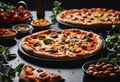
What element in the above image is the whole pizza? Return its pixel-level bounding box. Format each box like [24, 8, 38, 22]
[21, 29, 103, 59]
[57, 8, 120, 27]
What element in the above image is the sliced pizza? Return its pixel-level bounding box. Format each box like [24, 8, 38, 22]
[19, 64, 65, 82]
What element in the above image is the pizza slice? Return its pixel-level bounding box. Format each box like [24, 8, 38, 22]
[19, 64, 65, 82]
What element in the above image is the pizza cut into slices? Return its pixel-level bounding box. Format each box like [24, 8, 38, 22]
[57, 8, 120, 27]
[19, 64, 65, 82]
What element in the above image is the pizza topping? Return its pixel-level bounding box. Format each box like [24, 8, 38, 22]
[116, 15, 120, 20]
[39, 37, 44, 40]
[98, 13, 104, 17]
[28, 77, 36, 82]
[70, 38, 78, 43]
[61, 35, 67, 42]
[81, 43, 88, 50]
[76, 42, 82, 47]
[46, 47, 58, 52]
[74, 47, 82, 53]
[37, 69, 43, 72]
[50, 33, 58, 38]
[88, 33, 93, 37]
[25, 66, 34, 75]
[61, 45, 66, 51]
[82, 36, 90, 42]
[69, 46, 75, 52]
[39, 72, 48, 78]
[43, 39, 54, 45]
[33, 42, 41, 47]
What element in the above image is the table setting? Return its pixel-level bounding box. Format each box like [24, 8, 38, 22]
[0, 0, 120, 82]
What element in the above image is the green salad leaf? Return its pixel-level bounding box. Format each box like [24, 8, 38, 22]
[51, 0, 64, 19]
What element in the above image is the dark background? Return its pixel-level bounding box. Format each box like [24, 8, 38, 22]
[0, 0, 120, 11]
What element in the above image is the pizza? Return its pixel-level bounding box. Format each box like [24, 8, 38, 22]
[21, 29, 103, 59]
[19, 64, 65, 82]
[57, 8, 120, 27]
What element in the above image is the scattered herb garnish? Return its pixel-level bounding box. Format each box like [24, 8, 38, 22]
[100, 25, 120, 64]
[43, 39, 53, 45]
[0, 63, 24, 82]
[50, 0, 64, 19]
[0, 45, 17, 63]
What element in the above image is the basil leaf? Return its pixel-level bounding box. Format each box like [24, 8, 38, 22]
[50, 33, 58, 38]
[2, 75, 12, 82]
[51, 0, 64, 19]
[76, 42, 82, 47]
[39, 37, 44, 40]
[8, 68, 16, 77]
[5, 48, 10, 56]
[110, 58, 119, 64]
[99, 57, 109, 61]
[62, 36, 67, 42]
[70, 38, 78, 43]
[7, 54, 16, 61]
[15, 63, 24, 73]
[0, 46, 5, 53]
[69, 47, 75, 52]
[43, 39, 53, 45]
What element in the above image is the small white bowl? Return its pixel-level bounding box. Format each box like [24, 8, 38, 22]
[12, 24, 32, 35]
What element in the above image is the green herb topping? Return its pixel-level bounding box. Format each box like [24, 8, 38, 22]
[62, 35, 67, 42]
[43, 39, 53, 45]
[50, 33, 58, 38]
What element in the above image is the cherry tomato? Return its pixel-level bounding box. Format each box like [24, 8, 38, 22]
[18, 5, 25, 10]
[11, 13, 21, 22]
